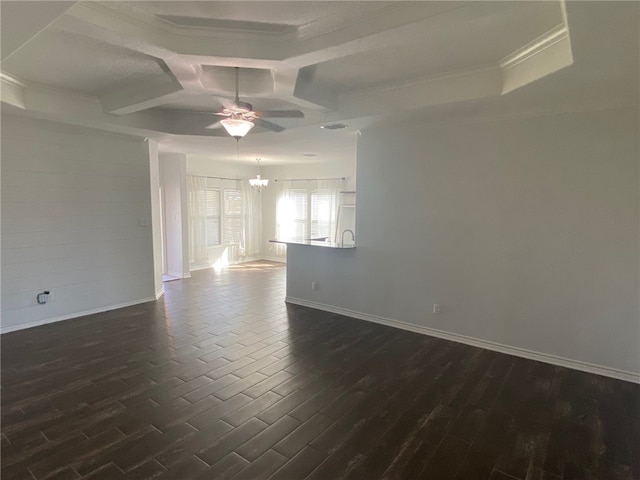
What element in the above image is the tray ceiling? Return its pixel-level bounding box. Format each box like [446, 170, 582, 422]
[0, 1, 637, 164]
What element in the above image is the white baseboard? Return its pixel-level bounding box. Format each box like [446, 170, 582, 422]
[155, 288, 164, 300]
[259, 256, 286, 264]
[0, 296, 157, 334]
[167, 270, 191, 279]
[285, 297, 640, 384]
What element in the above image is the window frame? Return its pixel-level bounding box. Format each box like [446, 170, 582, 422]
[286, 187, 338, 240]
[204, 185, 243, 247]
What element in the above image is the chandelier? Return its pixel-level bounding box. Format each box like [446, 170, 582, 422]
[249, 158, 268, 192]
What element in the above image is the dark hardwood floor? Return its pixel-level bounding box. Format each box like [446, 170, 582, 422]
[2, 261, 638, 480]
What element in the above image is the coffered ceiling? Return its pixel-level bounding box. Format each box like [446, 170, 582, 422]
[0, 1, 637, 164]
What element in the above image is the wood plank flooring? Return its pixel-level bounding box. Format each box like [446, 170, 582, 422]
[2, 261, 638, 480]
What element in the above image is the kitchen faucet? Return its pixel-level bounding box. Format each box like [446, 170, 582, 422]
[341, 229, 355, 247]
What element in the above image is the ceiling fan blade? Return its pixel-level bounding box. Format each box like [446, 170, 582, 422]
[256, 110, 304, 118]
[254, 118, 285, 132]
[205, 120, 222, 129]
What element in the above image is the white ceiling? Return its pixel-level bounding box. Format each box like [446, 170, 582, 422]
[1, 26, 169, 97]
[123, 1, 394, 30]
[0, 1, 637, 165]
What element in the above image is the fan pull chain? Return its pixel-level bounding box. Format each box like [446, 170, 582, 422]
[235, 67, 240, 103]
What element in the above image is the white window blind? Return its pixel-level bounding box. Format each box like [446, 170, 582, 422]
[311, 190, 337, 239]
[223, 189, 242, 244]
[291, 190, 308, 239]
[189, 175, 259, 268]
[205, 189, 221, 246]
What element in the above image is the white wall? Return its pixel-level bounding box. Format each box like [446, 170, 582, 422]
[1, 115, 156, 332]
[261, 159, 357, 259]
[148, 140, 163, 297]
[160, 153, 189, 278]
[187, 156, 256, 179]
[286, 107, 640, 381]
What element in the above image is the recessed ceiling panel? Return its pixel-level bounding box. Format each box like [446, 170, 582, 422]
[123, 1, 394, 30]
[156, 15, 295, 33]
[158, 94, 304, 113]
[1, 27, 170, 97]
[310, 1, 563, 93]
[199, 66, 273, 95]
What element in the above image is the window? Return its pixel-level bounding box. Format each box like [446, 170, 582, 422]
[203, 183, 242, 247]
[188, 175, 261, 268]
[275, 179, 343, 252]
[284, 188, 338, 240]
[311, 190, 335, 239]
[223, 189, 242, 244]
[205, 189, 221, 246]
[290, 190, 309, 239]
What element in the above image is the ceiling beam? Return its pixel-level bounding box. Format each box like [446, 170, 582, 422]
[100, 75, 185, 115]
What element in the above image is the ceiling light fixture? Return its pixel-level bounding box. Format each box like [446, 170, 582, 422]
[220, 114, 254, 139]
[249, 158, 268, 192]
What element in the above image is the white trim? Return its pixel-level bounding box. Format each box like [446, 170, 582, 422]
[155, 288, 165, 300]
[500, 24, 569, 71]
[167, 271, 192, 278]
[258, 256, 286, 264]
[0, 296, 157, 334]
[285, 297, 640, 384]
[189, 264, 212, 272]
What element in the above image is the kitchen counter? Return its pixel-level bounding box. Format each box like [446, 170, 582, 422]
[269, 237, 355, 249]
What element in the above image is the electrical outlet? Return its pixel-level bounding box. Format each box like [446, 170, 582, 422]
[311, 282, 318, 290]
[433, 304, 440, 314]
[37, 291, 51, 304]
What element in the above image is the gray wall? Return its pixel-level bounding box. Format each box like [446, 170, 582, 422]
[1, 115, 156, 332]
[287, 107, 640, 379]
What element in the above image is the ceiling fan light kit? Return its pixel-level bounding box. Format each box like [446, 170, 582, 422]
[220, 117, 254, 138]
[207, 67, 303, 139]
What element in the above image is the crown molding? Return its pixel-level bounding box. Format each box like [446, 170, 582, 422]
[500, 23, 569, 72]
[0, 73, 26, 108]
[0, 72, 26, 88]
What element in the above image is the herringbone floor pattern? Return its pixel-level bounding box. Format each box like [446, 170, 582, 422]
[2, 261, 638, 479]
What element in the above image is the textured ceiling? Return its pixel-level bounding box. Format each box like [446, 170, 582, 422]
[122, 1, 394, 29]
[1, 27, 169, 97]
[312, 1, 563, 92]
[0, 1, 637, 164]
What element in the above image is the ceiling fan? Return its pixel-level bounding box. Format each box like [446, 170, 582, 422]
[207, 67, 304, 139]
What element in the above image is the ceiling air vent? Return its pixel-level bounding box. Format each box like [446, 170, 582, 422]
[320, 123, 348, 130]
